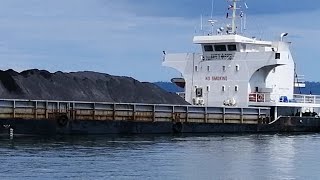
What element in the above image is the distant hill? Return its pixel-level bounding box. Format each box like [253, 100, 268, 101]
[155, 81, 320, 95]
[295, 82, 320, 95]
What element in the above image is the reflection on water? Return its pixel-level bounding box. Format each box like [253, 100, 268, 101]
[1, 133, 320, 180]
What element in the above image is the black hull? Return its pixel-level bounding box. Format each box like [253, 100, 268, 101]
[1, 117, 320, 135]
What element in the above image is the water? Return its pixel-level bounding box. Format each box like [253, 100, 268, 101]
[1, 134, 320, 180]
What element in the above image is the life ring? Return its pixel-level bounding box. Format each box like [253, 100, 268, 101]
[249, 94, 256, 102]
[257, 94, 264, 102]
[57, 115, 69, 127]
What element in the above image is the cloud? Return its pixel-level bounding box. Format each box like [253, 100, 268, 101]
[243, 9, 320, 81]
[0, 0, 197, 80]
[0, 0, 319, 82]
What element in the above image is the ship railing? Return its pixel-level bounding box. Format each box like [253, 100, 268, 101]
[249, 93, 320, 104]
[292, 94, 320, 104]
[0, 99, 270, 125]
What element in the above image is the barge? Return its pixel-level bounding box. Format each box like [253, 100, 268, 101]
[1, 0, 320, 135]
[0, 99, 319, 135]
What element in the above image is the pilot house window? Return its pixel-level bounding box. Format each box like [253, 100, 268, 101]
[228, 44, 237, 51]
[214, 45, 227, 51]
[204, 45, 213, 52]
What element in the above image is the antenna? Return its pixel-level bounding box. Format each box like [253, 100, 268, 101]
[240, 11, 243, 34]
[200, 14, 203, 31]
[243, 13, 247, 30]
[200, 14, 206, 35]
[243, 1, 248, 32]
[239, 10, 247, 34]
[208, 19, 217, 35]
[244, 2, 249, 9]
[208, 0, 217, 35]
[211, 0, 214, 19]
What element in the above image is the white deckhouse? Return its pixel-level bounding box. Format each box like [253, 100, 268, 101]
[163, 0, 320, 118]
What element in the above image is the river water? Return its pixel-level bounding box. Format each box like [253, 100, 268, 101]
[0, 133, 320, 180]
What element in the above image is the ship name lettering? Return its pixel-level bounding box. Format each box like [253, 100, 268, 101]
[203, 76, 228, 81]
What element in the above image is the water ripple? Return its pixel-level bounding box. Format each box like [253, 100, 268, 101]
[0, 134, 320, 180]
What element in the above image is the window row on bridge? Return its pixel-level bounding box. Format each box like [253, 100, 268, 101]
[203, 44, 237, 52]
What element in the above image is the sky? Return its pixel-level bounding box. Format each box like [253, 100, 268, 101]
[0, 0, 320, 82]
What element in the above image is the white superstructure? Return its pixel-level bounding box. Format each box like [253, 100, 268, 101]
[163, 0, 320, 117]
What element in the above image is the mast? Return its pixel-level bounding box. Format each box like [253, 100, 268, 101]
[231, 0, 237, 34]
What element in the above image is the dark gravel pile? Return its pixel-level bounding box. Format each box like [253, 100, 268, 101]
[0, 69, 188, 105]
